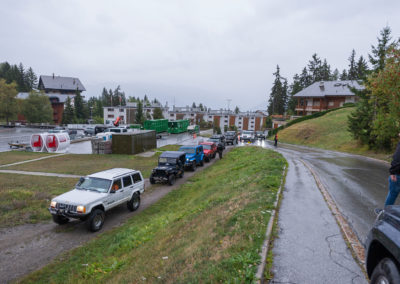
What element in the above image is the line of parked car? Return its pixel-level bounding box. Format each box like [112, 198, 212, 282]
[48, 134, 228, 232]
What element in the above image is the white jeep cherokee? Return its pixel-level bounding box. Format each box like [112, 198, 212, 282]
[49, 168, 145, 232]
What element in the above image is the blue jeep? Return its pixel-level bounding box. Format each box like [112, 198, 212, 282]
[179, 145, 204, 171]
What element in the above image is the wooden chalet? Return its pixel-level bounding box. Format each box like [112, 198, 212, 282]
[294, 80, 364, 116]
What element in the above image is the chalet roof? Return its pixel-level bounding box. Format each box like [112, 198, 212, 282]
[39, 75, 86, 92]
[293, 80, 364, 98]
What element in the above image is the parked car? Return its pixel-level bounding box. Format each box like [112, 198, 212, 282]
[255, 131, 266, 140]
[107, 127, 128, 133]
[240, 130, 255, 143]
[365, 206, 400, 283]
[208, 135, 226, 149]
[94, 125, 108, 135]
[49, 168, 144, 232]
[199, 141, 217, 162]
[179, 145, 205, 171]
[84, 126, 95, 136]
[150, 151, 186, 185]
[225, 131, 238, 145]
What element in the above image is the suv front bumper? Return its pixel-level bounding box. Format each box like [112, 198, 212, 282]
[49, 207, 87, 219]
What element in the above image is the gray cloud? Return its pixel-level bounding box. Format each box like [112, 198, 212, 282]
[1, 0, 399, 110]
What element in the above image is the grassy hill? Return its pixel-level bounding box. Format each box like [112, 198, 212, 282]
[277, 107, 391, 161]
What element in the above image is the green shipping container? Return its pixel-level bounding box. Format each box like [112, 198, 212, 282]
[143, 119, 168, 133]
[111, 130, 156, 155]
[168, 119, 189, 134]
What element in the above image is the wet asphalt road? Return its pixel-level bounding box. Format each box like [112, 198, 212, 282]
[260, 141, 392, 244]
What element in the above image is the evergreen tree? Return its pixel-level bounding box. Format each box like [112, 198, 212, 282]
[74, 91, 85, 121]
[347, 49, 358, 80]
[331, 68, 340, 80]
[299, 67, 312, 88]
[135, 101, 144, 124]
[192, 102, 196, 108]
[199, 103, 204, 111]
[340, 69, 348, 80]
[62, 96, 75, 124]
[282, 79, 289, 112]
[25, 67, 37, 89]
[308, 53, 323, 82]
[369, 26, 397, 72]
[287, 74, 302, 113]
[320, 59, 331, 81]
[22, 90, 53, 123]
[356, 56, 369, 80]
[234, 106, 240, 114]
[267, 65, 285, 115]
[152, 107, 164, 119]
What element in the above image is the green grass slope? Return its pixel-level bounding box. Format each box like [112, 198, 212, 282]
[278, 107, 390, 160]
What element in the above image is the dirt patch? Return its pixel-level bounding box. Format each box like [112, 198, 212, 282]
[0, 147, 233, 283]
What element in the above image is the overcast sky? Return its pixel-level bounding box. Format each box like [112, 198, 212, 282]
[1, 1, 399, 110]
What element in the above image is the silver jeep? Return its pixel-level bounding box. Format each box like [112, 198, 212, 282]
[49, 168, 144, 232]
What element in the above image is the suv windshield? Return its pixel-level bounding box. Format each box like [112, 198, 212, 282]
[180, 148, 196, 154]
[243, 131, 253, 135]
[76, 177, 111, 193]
[225, 132, 235, 136]
[208, 138, 219, 143]
[159, 157, 177, 164]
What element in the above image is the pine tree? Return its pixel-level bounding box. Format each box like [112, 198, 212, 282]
[331, 68, 340, 80]
[62, 96, 75, 125]
[135, 101, 144, 124]
[25, 67, 37, 90]
[287, 74, 302, 113]
[369, 26, 397, 72]
[199, 103, 204, 111]
[347, 49, 358, 80]
[356, 56, 369, 80]
[267, 65, 285, 115]
[192, 102, 196, 108]
[299, 67, 312, 88]
[308, 53, 323, 82]
[74, 91, 85, 121]
[234, 106, 240, 114]
[340, 69, 348, 80]
[320, 59, 331, 81]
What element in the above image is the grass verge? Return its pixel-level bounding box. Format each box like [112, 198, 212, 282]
[20, 146, 286, 283]
[0, 151, 54, 166]
[0, 173, 76, 227]
[276, 108, 392, 161]
[6, 145, 181, 178]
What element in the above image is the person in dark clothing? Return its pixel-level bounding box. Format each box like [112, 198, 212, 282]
[217, 143, 224, 159]
[385, 133, 400, 206]
[274, 134, 278, 147]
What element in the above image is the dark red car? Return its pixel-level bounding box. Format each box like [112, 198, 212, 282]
[199, 142, 217, 162]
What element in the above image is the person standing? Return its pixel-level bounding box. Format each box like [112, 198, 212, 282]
[274, 134, 278, 147]
[385, 133, 400, 206]
[217, 142, 224, 159]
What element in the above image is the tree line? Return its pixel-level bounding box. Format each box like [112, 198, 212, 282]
[0, 62, 38, 92]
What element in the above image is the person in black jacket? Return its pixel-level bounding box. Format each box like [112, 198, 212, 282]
[385, 134, 400, 206]
[217, 143, 224, 159]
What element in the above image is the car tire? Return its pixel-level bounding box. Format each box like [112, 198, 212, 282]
[192, 162, 197, 171]
[200, 159, 204, 166]
[205, 156, 210, 162]
[150, 176, 155, 184]
[168, 174, 175, 185]
[370, 258, 400, 284]
[52, 215, 69, 225]
[127, 192, 140, 211]
[86, 209, 105, 232]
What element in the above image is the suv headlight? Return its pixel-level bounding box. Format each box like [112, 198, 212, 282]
[50, 201, 57, 208]
[77, 205, 86, 213]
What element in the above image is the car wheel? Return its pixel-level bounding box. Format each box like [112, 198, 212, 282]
[370, 258, 400, 284]
[86, 209, 105, 232]
[168, 174, 175, 185]
[179, 171, 184, 178]
[127, 192, 140, 211]
[200, 159, 204, 166]
[52, 215, 69, 225]
[192, 162, 197, 171]
[150, 176, 155, 184]
[205, 156, 210, 162]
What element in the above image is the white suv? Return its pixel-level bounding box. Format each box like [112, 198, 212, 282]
[49, 168, 145, 232]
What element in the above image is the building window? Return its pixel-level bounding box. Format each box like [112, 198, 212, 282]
[108, 108, 114, 111]
[209, 116, 212, 118]
[328, 101, 334, 107]
[120, 108, 124, 112]
[108, 114, 114, 118]
[191, 113, 194, 116]
[170, 114, 174, 117]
